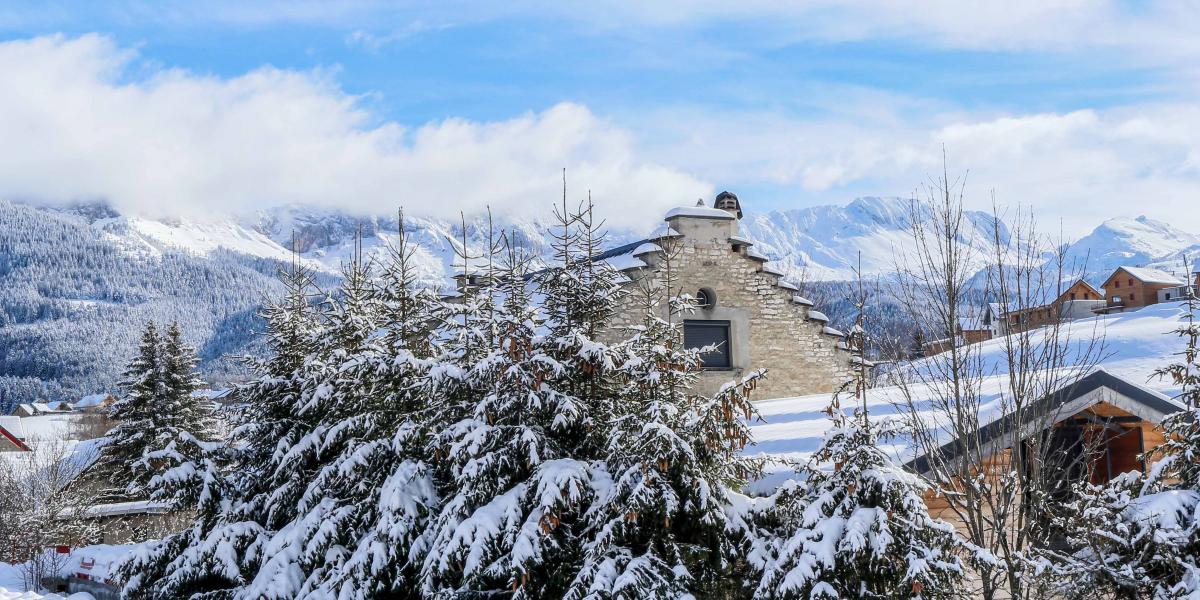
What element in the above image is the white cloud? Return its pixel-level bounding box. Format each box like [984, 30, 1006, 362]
[0, 34, 710, 231]
[629, 101, 1200, 236]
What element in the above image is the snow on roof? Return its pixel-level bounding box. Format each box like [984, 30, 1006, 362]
[72, 393, 111, 409]
[631, 242, 664, 257]
[746, 247, 769, 262]
[16, 413, 80, 441]
[777, 280, 799, 291]
[72, 500, 172, 519]
[728, 234, 753, 246]
[791, 295, 814, 306]
[663, 205, 736, 221]
[649, 224, 682, 239]
[192, 388, 234, 400]
[15, 402, 73, 415]
[744, 302, 1196, 493]
[0, 416, 25, 440]
[821, 326, 845, 337]
[603, 253, 649, 272]
[761, 262, 785, 276]
[1119, 266, 1186, 285]
[807, 310, 829, 322]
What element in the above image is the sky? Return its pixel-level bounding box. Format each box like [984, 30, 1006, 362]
[0, 1, 1198, 234]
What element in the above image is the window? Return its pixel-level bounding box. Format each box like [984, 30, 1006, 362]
[1130, 292, 1135, 301]
[1128, 278, 1134, 287]
[1070, 292, 1077, 300]
[1115, 280, 1121, 288]
[1085, 293, 1091, 299]
[1166, 293, 1172, 300]
[684, 320, 731, 368]
[696, 287, 716, 310]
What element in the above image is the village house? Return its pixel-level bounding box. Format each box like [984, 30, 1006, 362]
[1003, 278, 1106, 333]
[596, 192, 855, 399]
[911, 369, 1183, 530]
[921, 309, 996, 357]
[71, 393, 116, 414]
[9, 401, 74, 417]
[1098, 266, 1187, 313]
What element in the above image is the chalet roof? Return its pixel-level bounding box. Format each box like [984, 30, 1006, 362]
[0, 416, 29, 451]
[72, 393, 112, 409]
[905, 368, 1183, 474]
[1056, 279, 1104, 302]
[1116, 266, 1186, 286]
[13, 402, 73, 416]
[0, 416, 25, 440]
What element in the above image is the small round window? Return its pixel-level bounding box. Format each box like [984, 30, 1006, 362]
[696, 287, 717, 310]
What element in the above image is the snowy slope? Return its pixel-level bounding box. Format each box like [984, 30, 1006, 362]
[746, 301, 1196, 492]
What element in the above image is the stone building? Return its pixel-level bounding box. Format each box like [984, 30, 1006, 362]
[596, 192, 854, 399]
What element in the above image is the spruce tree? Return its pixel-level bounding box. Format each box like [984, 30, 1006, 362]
[754, 274, 963, 599]
[139, 322, 220, 509]
[753, 403, 964, 599]
[293, 216, 445, 599]
[422, 232, 599, 599]
[241, 240, 395, 599]
[566, 258, 767, 600]
[119, 253, 321, 599]
[89, 321, 165, 502]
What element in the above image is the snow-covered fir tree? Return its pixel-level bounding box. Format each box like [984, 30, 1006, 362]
[1048, 278, 1200, 599]
[753, 401, 964, 599]
[241, 239, 406, 599]
[87, 321, 164, 502]
[566, 249, 768, 600]
[422, 229, 603, 599]
[754, 276, 963, 599]
[140, 322, 221, 508]
[119, 255, 322, 599]
[282, 218, 445, 599]
[88, 321, 218, 506]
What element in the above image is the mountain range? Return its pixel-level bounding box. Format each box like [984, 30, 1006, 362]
[1, 196, 1196, 407]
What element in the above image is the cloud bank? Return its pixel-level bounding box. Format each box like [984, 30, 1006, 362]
[0, 34, 709, 230]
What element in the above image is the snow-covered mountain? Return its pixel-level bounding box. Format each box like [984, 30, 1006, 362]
[79, 197, 1198, 289]
[1063, 216, 1200, 282]
[739, 196, 1006, 281]
[83, 204, 646, 290]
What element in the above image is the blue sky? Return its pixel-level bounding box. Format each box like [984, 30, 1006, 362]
[0, 1, 1198, 234]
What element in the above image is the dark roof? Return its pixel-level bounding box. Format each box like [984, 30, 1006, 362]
[906, 369, 1184, 474]
[590, 239, 649, 262]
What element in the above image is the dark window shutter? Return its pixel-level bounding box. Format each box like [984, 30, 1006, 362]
[684, 320, 731, 368]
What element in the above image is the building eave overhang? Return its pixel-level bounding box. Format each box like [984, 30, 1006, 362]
[905, 369, 1184, 476]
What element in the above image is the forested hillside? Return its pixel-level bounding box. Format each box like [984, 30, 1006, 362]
[0, 200, 285, 408]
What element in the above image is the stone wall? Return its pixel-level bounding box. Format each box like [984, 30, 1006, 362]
[603, 212, 853, 400]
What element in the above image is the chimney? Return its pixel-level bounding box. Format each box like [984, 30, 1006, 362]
[714, 191, 743, 219]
